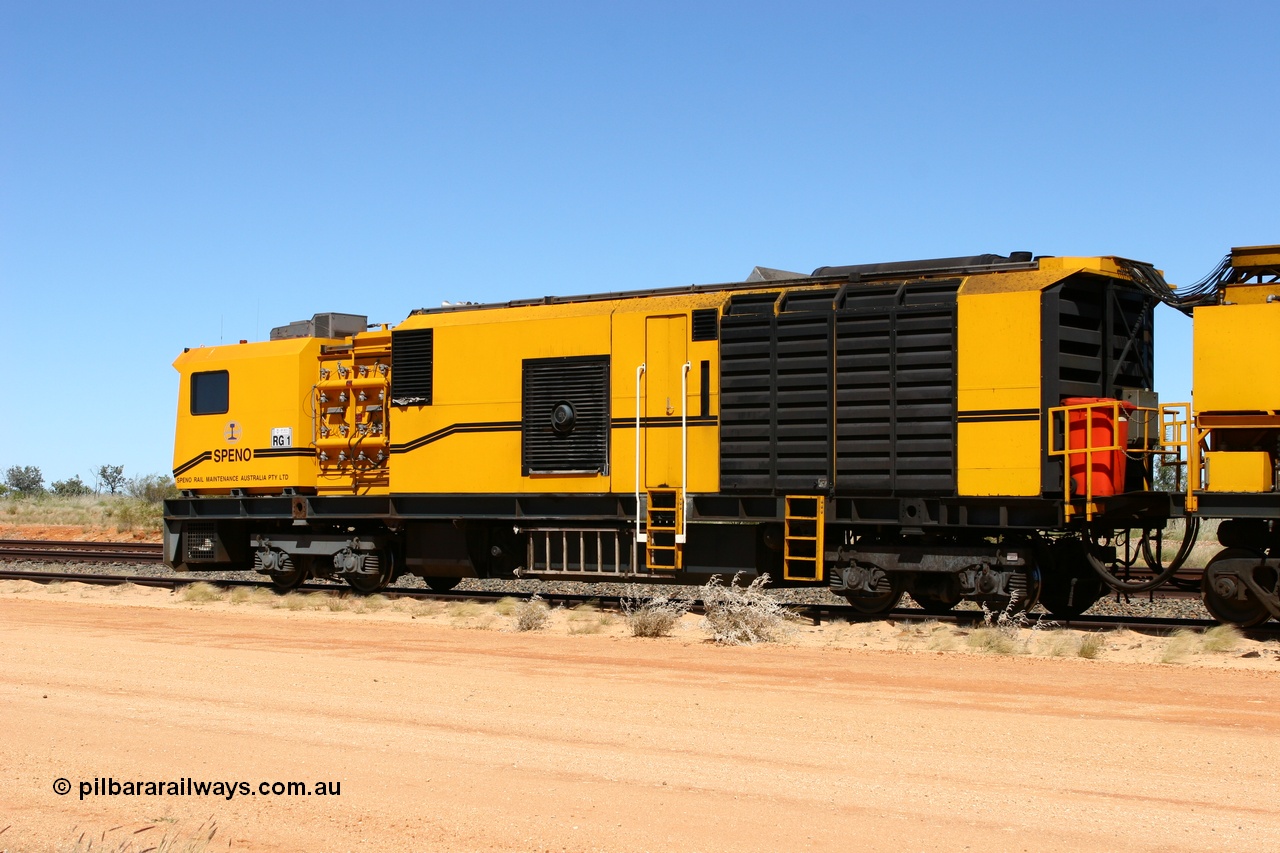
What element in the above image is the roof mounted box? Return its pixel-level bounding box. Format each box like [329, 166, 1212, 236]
[270, 312, 369, 341]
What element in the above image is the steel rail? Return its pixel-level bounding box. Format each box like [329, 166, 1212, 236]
[0, 539, 164, 563]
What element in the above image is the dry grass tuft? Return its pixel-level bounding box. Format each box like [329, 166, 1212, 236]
[896, 620, 951, 650]
[494, 597, 520, 617]
[448, 600, 485, 620]
[1037, 629, 1078, 657]
[1201, 624, 1243, 653]
[324, 593, 352, 612]
[966, 627, 1023, 655]
[59, 817, 218, 852]
[699, 573, 798, 645]
[45, 581, 67, 594]
[227, 586, 253, 605]
[623, 588, 690, 638]
[277, 593, 309, 611]
[1161, 629, 1199, 664]
[410, 601, 443, 618]
[180, 582, 222, 604]
[1078, 632, 1105, 659]
[514, 595, 550, 631]
[567, 602, 615, 635]
[354, 594, 389, 614]
[966, 592, 1054, 655]
[249, 588, 277, 605]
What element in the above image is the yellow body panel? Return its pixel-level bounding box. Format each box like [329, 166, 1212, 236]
[956, 421, 1042, 496]
[1194, 303, 1280, 413]
[1205, 451, 1273, 493]
[955, 289, 1043, 496]
[387, 293, 723, 495]
[1232, 244, 1280, 269]
[172, 338, 332, 494]
[1222, 283, 1280, 305]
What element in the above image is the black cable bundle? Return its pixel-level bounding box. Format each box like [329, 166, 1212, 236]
[1116, 256, 1226, 316]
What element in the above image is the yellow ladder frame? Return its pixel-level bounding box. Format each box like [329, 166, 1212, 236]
[783, 495, 825, 582]
[645, 489, 682, 570]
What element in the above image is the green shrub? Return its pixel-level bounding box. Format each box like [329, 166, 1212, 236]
[5, 465, 44, 496]
[125, 473, 179, 503]
[51, 475, 93, 497]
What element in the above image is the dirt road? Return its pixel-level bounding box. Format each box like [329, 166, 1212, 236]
[2, 593, 1278, 852]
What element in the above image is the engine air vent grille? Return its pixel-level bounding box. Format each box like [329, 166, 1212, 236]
[522, 356, 610, 475]
[390, 328, 433, 406]
[185, 521, 219, 561]
[692, 308, 719, 341]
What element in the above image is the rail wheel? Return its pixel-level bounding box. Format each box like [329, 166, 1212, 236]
[425, 576, 462, 592]
[1039, 538, 1104, 619]
[843, 574, 904, 615]
[258, 551, 308, 593]
[1202, 548, 1272, 628]
[346, 550, 393, 594]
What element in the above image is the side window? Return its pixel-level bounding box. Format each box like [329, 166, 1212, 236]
[191, 371, 229, 415]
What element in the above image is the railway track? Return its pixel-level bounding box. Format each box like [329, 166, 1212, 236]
[0, 538, 164, 563]
[0, 564, 1271, 638]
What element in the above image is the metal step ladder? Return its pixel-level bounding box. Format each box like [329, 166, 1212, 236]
[783, 495, 825, 581]
[645, 489, 682, 570]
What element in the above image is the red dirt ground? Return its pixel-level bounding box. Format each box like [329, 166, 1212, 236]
[2, 590, 1278, 852]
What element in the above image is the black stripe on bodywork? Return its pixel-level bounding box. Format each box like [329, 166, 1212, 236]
[390, 415, 721, 455]
[252, 447, 316, 458]
[956, 408, 1041, 423]
[610, 415, 719, 428]
[172, 447, 314, 476]
[391, 421, 523, 454]
[173, 451, 212, 477]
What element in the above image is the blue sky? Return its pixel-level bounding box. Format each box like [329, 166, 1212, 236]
[2, 1, 1276, 484]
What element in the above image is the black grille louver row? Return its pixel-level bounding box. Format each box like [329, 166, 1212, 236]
[1042, 273, 1155, 495]
[720, 281, 959, 496]
[719, 293, 779, 491]
[836, 283, 958, 494]
[522, 356, 610, 475]
[692, 308, 719, 341]
[1048, 276, 1154, 400]
[391, 328, 434, 406]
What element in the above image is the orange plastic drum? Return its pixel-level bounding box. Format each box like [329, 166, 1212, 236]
[1061, 397, 1136, 497]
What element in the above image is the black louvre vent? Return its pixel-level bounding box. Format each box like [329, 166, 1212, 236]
[835, 281, 958, 495]
[522, 356, 610, 475]
[692, 308, 719, 341]
[719, 281, 958, 496]
[391, 328, 433, 406]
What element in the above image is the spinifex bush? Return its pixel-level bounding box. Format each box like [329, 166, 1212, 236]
[622, 588, 690, 638]
[699, 572, 797, 645]
[514, 594, 550, 631]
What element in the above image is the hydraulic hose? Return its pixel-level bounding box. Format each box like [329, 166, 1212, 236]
[1087, 518, 1200, 593]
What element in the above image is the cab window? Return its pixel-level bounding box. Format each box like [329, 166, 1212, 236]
[191, 371, 229, 415]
